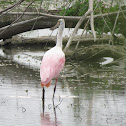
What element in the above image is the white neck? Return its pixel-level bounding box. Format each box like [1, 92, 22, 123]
[56, 22, 65, 48]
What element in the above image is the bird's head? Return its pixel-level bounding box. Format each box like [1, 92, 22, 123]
[50, 19, 65, 31]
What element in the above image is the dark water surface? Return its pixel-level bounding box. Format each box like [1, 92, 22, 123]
[0, 46, 126, 126]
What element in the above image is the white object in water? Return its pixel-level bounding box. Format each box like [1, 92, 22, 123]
[100, 57, 114, 65]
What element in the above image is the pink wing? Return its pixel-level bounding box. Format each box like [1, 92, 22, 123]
[40, 47, 65, 85]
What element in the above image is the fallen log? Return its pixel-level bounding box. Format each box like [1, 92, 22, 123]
[1, 32, 125, 46]
[1, 9, 126, 25]
[73, 44, 126, 61]
[0, 9, 126, 40]
[1, 37, 126, 63]
[0, 16, 58, 40]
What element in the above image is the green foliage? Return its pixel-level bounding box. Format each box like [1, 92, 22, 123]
[59, 0, 120, 16]
[59, 0, 89, 16]
[0, 0, 16, 4]
[59, 0, 126, 36]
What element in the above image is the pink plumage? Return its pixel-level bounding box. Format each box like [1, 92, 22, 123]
[40, 19, 65, 100]
[40, 46, 65, 87]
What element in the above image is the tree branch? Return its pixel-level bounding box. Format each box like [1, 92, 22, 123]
[64, 0, 96, 53]
[0, 9, 126, 40]
[0, 0, 35, 39]
[89, 0, 96, 41]
[2, 9, 126, 24]
[0, 0, 25, 16]
[64, 9, 91, 53]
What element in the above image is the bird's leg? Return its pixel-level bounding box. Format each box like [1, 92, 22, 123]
[42, 87, 45, 113]
[53, 78, 58, 101]
[42, 87, 45, 101]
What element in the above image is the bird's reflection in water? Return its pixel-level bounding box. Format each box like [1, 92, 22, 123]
[41, 99, 62, 126]
[41, 101, 62, 126]
[40, 112, 62, 126]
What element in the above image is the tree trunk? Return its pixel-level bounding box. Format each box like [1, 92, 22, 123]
[0, 16, 57, 40]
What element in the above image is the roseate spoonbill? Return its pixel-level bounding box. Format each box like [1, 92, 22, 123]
[40, 19, 65, 101]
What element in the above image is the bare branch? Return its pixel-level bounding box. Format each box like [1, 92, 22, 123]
[98, 0, 111, 6]
[64, 9, 91, 53]
[30, 0, 44, 30]
[2, 9, 126, 23]
[64, 0, 97, 53]
[89, 0, 96, 41]
[0, 0, 25, 16]
[0, 0, 35, 38]
[0, 9, 126, 40]
[74, 19, 90, 53]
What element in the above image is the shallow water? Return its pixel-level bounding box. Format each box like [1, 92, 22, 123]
[0, 46, 126, 126]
